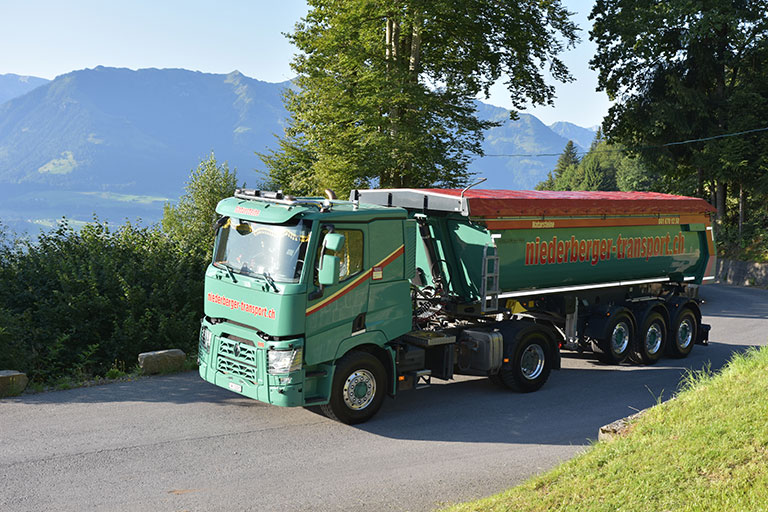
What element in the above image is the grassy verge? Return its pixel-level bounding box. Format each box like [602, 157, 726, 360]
[23, 354, 199, 394]
[447, 346, 768, 512]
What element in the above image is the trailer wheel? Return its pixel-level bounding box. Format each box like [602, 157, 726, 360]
[630, 312, 666, 365]
[499, 331, 552, 393]
[669, 308, 697, 358]
[321, 351, 386, 424]
[592, 312, 634, 364]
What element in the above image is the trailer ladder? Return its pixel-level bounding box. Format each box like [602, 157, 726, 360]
[481, 243, 500, 313]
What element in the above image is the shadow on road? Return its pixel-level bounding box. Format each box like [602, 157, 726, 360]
[354, 339, 759, 446]
[4, 284, 766, 448]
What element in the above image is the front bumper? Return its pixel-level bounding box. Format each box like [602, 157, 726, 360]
[198, 318, 305, 407]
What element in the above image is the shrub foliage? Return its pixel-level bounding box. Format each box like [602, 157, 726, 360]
[0, 220, 206, 383]
[0, 155, 236, 384]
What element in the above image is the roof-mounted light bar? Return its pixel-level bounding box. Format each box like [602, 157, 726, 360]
[233, 188, 329, 210]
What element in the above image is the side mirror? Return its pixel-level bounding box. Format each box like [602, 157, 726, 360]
[318, 254, 340, 285]
[324, 233, 345, 252]
[213, 216, 229, 232]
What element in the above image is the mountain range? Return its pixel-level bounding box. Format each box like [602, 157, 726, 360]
[0, 74, 49, 105]
[0, 67, 594, 233]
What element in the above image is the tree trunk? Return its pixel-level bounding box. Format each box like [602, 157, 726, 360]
[384, 16, 401, 189]
[409, 16, 422, 78]
[696, 167, 704, 198]
[738, 182, 744, 239]
[385, 18, 393, 67]
[716, 180, 726, 222]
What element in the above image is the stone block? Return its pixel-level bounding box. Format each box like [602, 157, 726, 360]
[598, 411, 644, 442]
[138, 349, 186, 375]
[0, 370, 29, 397]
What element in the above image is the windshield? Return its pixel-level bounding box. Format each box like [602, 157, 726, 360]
[213, 218, 311, 283]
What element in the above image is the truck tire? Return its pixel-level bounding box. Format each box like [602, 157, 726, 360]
[592, 312, 634, 364]
[499, 331, 552, 393]
[321, 350, 386, 424]
[668, 308, 697, 358]
[630, 312, 666, 365]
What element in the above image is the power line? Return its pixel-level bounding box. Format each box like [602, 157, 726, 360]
[480, 125, 768, 158]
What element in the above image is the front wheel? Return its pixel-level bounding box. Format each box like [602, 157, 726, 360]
[498, 331, 552, 393]
[321, 350, 386, 424]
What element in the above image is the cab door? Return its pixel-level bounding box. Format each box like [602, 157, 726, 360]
[304, 223, 369, 365]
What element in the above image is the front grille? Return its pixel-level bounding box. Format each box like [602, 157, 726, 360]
[218, 357, 257, 383]
[219, 338, 257, 364]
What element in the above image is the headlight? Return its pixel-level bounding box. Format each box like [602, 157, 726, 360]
[268, 348, 303, 374]
[199, 326, 212, 351]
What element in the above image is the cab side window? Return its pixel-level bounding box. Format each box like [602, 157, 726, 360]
[337, 230, 364, 280]
[315, 229, 364, 283]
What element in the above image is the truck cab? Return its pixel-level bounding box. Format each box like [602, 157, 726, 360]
[198, 189, 415, 423]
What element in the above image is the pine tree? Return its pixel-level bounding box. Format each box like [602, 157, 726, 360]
[553, 140, 580, 180]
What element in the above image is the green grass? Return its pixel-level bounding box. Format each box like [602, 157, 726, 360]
[447, 346, 768, 512]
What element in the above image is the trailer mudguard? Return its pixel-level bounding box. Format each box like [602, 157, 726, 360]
[497, 320, 561, 370]
[584, 305, 636, 342]
[628, 301, 671, 337]
[665, 296, 707, 344]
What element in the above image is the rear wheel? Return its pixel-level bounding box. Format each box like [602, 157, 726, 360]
[668, 308, 697, 358]
[321, 351, 386, 424]
[592, 312, 634, 364]
[630, 312, 666, 365]
[499, 331, 552, 392]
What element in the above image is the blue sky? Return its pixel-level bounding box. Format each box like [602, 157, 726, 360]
[0, 0, 609, 127]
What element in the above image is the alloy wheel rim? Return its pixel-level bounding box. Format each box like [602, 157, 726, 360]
[343, 369, 376, 410]
[645, 323, 663, 354]
[612, 321, 630, 354]
[678, 319, 694, 349]
[520, 344, 545, 380]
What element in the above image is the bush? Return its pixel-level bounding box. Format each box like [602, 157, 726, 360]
[0, 218, 207, 383]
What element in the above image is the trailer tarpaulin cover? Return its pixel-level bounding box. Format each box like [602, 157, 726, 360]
[421, 189, 717, 217]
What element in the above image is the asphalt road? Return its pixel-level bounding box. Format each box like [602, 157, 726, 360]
[1, 284, 767, 512]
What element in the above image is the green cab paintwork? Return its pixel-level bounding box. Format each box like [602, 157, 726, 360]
[199, 197, 414, 408]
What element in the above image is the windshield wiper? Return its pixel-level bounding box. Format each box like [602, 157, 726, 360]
[214, 262, 238, 283]
[262, 271, 279, 292]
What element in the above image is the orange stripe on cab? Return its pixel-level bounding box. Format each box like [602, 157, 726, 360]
[305, 245, 405, 316]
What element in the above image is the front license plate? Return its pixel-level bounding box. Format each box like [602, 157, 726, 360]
[228, 382, 243, 393]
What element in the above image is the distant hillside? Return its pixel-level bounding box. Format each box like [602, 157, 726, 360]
[548, 121, 597, 151]
[0, 67, 288, 196]
[0, 73, 49, 105]
[0, 66, 595, 231]
[472, 103, 575, 189]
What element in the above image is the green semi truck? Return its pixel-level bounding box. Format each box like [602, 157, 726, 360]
[198, 187, 716, 423]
